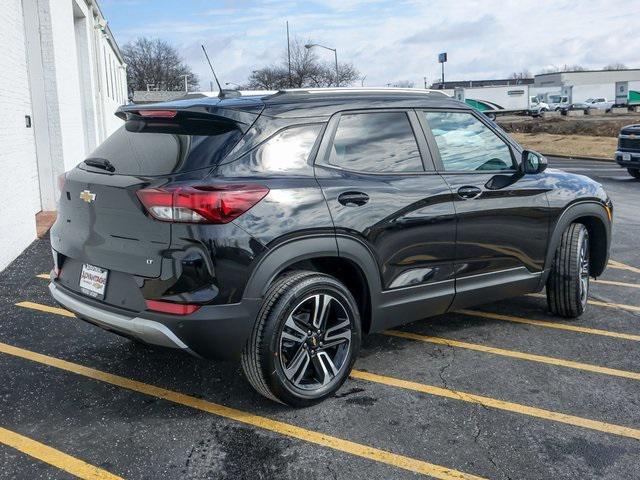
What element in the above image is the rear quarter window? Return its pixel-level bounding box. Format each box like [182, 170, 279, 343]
[220, 124, 323, 177]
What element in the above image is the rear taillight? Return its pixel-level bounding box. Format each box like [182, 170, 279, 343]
[136, 184, 269, 224]
[146, 299, 200, 315]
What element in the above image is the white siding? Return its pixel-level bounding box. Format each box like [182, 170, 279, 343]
[0, 0, 41, 271]
[0, 0, 127, 272]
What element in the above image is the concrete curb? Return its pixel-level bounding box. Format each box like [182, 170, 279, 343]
[543, 153, 616, 163]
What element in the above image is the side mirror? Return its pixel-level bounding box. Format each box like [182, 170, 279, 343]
[521, 150, 548, 174]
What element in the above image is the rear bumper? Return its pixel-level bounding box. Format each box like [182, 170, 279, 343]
[49, 280, 260, 360]
[615, 150, 640, 167]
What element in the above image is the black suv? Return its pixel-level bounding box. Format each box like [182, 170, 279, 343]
[615, 123, 640, 178]
[50, 89, 612, 406]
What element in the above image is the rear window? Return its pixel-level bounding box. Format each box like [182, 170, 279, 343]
[82, 122, 243, 176]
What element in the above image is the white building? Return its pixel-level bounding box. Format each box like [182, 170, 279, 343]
[534, 69, 640, 105]
[0, 0, 127, 271]
[534, 69, 640, 88]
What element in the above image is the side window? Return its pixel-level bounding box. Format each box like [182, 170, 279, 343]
[238, 124, 322, 176]
[328, 112, 423, 173]
[424, 111, 515, 172]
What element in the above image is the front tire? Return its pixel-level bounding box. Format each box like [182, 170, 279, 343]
[546, 223, 590, 318]
[241, 271, 361, 406]
[627, 168, 640, 179]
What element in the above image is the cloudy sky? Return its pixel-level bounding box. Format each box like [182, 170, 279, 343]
[101, 0, 639, 89]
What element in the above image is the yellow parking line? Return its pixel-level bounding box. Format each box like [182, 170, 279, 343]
[350, 370, 640, 440]
[0, 342, 483, 480]
[608, 260, 640, 274]
[16, 301, 74, 318]
[457, 309, 640, 342]
[587, 299, 640, 313]
[384, 330, 640, 381]
[0, 426, 122, 480]
[6, 312, 640, 447]
[593, 279, 640, 289]
[527, 293, 640, 313]
[36, 273, 50, 279]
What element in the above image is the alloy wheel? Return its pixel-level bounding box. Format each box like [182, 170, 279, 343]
[279, 293, 352, 391]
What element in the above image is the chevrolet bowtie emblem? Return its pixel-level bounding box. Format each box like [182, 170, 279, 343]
[80, 190, 96, 203]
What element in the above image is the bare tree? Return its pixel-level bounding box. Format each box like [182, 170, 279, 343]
[539, 64, 586, 74]
[603, 63, 628, 70]
[122, 38, 199, 93]
[247, 38, 359, 89]
[508, 70, 532, 80]
[247, 66, 289, 90]
[391, 80, 415, 88]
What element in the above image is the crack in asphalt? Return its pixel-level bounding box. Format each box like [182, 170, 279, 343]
[436, 343, 514, 480]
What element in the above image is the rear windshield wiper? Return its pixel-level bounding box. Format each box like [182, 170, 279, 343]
[84, 158, 115, 172]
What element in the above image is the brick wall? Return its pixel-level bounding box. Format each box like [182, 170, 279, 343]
[0, 0, 41, 271]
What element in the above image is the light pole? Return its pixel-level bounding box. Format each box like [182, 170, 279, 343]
[305, 43, 339, 87]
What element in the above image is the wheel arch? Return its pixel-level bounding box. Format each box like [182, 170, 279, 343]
[242, 235, 381, 334]
[543, 202, 611, 284]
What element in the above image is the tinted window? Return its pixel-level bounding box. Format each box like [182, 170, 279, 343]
[83, 123, 243, 176]
[232, 124, 322, 176]
[424, 112, 514, 172]
[328, 112, 423, 173]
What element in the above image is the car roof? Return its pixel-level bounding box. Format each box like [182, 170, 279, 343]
[259, 88, 469, 118]
[122, 88, 470, 119]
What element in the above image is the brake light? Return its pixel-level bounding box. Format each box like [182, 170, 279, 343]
[138, 110, 177, 118]
[136, 184, 269, 224]
[146, 299, 200, 315]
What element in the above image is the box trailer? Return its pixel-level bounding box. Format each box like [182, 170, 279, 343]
[453, 85, 548, 116]
[615, 81, 640, 106]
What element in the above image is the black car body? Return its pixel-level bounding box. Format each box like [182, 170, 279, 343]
[49, 88, 612, 405]
[615, 124, 640, 178]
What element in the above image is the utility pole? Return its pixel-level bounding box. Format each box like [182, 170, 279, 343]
[424, 76, 427, 89]
[183, 74, 188, 93]
[286, 21, 292, 88]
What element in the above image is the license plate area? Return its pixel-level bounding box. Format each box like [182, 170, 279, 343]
[622, 153, 632, 161]
[79, 263, 109, 299]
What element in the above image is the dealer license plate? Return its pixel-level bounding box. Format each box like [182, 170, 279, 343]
[79, 263, 108, 299]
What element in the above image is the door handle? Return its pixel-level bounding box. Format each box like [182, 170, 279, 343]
[338, 191, 370, 206]
[457, 186, 482, 199]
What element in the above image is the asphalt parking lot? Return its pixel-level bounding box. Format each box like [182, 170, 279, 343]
[1, 156, 639, 480]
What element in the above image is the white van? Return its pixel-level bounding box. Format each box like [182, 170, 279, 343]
[547, 94, 569, 111]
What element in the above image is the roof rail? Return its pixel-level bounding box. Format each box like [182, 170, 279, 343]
[271, 87, 450, 97]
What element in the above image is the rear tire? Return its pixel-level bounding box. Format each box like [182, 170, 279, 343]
[241, 271, 361, 406]
[627, 168, 640, 179]
[546, 223, 590, 318]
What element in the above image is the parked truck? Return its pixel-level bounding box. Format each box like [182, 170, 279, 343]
[454, 85, 549, 116]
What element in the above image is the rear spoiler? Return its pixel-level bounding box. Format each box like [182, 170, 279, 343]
[115, 103, 262, 133]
